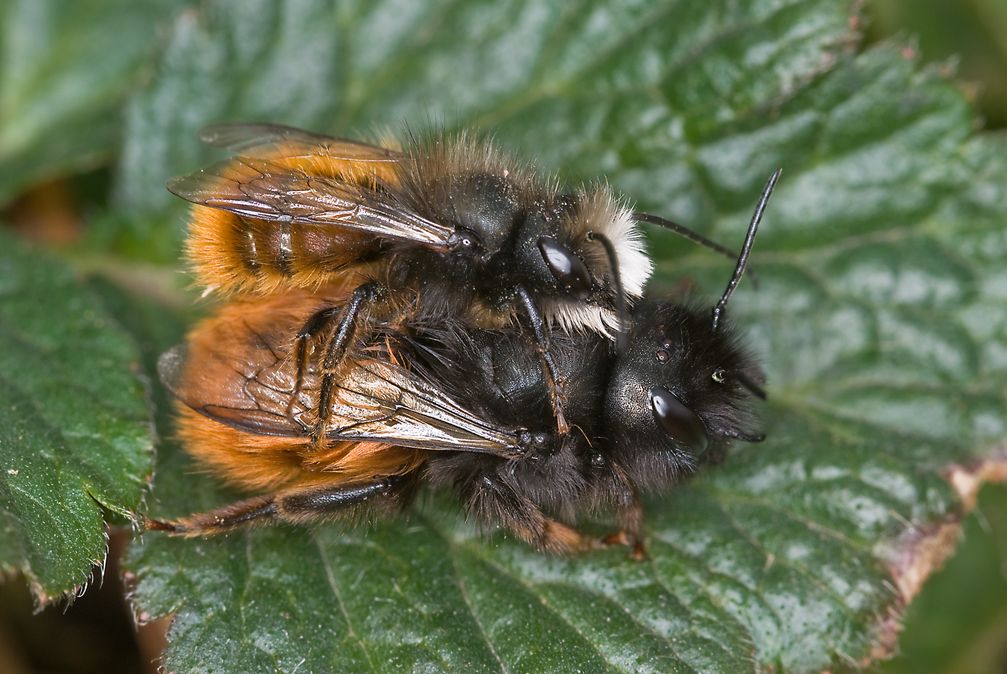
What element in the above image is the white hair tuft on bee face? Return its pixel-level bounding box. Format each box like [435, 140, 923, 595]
[538, 190, 654, 340]
[604, 203, 652, 300]
[574, 189, 653, 301]
[541, 302, 619, 339]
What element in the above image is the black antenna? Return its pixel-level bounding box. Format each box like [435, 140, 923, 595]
[587, 231, 628, 352]
[710, 169, 781, 332]
[634, 211, 748, 263]
[635, 211, 759, 287]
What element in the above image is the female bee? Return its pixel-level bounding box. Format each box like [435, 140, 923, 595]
[168, 124, 744, 437]
[147, 172, 779, 554]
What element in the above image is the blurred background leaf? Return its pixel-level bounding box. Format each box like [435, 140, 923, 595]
[869, 0, 1007, 129]
[0, 0, 192, 205]
[883, 483, 1007, 674]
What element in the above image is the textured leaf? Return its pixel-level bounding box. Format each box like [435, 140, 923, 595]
[882, 482, 1007, 674]
[119, 0, 1007, 672]
[0, 231, 153, 600]
[112, 0, 854, 262]
[0, 0, 188, 204]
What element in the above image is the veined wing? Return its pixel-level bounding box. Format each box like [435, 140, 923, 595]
[158, 293, 526, 460]
[168, 155, 454, 249]
[198, 122, 400, 165]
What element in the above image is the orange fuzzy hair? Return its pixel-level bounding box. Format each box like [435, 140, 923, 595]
[185, 139, 401, 295]
[174, 404, 426, 492]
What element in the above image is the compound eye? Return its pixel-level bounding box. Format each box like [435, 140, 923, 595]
[449, 228, 482, 252]
[650, 387, 708, 453]
[538, 236, 592, 299]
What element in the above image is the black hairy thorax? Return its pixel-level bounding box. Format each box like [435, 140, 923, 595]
[384, 166, 622, 321]
[397, 316, 613, 516]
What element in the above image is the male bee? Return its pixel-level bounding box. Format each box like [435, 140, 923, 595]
[168, 124, 746, 436]
[147, 171, 779, 554]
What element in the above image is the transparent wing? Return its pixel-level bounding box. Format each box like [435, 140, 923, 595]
[158, 294, 526, 459]
[321, 357, 524, 456]
[167, 155, 454, 248]
[198, 123, 401, 164]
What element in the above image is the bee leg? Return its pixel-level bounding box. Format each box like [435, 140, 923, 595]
[600, 463, 647, 559]
[468, 475, 601, 554]
[515, 286, 569, 436]
[311, 281, 385, 446]
[287, 306, 344, 427]
[604, 500, 647, 561]
[143, 476, 410, 537]
[527, 519, 603, 555]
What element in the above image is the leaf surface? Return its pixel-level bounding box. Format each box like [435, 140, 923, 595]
[117, 1, 1007, 671]
[0, 0, 188, 203]
[0, 232, 153, 599]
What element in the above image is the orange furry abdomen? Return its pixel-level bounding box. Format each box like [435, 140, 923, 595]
[175, 404, 426, 492]
[186, 147, 401, 295]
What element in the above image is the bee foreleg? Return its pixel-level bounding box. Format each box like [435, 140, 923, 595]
[287, 305, 344, 427]
[143, 476, 410, 537]
[601, 461, 648, 560]
[313, 281, 385, 445]
[603, 499, 647, 561]
[515, 286, 569, 436]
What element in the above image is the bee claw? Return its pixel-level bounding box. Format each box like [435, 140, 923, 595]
[602, 530, 631, 547]
[601, 530, 648, 560]
[141, 516, 184, 534]
[556, 415, 570, 436]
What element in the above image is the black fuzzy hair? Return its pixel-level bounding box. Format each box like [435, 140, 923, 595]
[602, 299, 765, 491]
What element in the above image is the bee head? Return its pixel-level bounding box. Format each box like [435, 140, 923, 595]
[602, 169, 780, 489]
[603, 301, 765, 488]
[523, 187, 653, 339]
[441, 172, 523, 255]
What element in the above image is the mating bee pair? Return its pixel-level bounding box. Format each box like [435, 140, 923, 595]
[147, 123, 778, 556]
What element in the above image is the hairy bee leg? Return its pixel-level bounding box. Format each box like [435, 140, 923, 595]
[313, 281, 385, 445]
[518, 519, 603, 555]
[606, 499, 647, 560]
[599, 462, 647, 559]
[286, 306, 344, 426]
[143, 477, 407, 537]
[468, 475, 601, 555]
[144, 494, 278, 536]
[515, 286, 570, 436]
[503, 507, 603, 555]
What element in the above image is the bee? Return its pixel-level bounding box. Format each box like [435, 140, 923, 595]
[146, 171, 779, 554]
[167, 124, 746, 437]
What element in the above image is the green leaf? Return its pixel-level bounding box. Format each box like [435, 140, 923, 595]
[118, 0, 1007, 672]
[882, 482, 1007, 674]
[0, 231, 153, 600]
[0, 0, 189, 204]
[868, 0, 1007, 129]
[112, 0, 854, 262]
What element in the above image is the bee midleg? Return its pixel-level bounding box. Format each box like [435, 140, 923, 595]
[287, 306, 344, 425]
[143, 475, 412, 537]
[514, 286, 569, 436]
[601, 461, 647, 559]
[313, 281, 386, 445]
[605, 496, 647, 560]
[467, 474, 600, 555]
